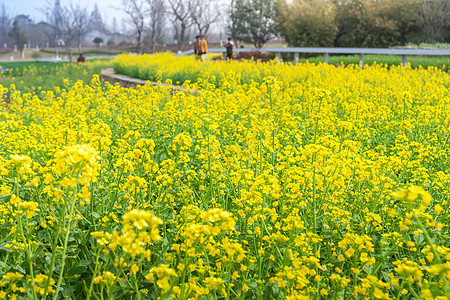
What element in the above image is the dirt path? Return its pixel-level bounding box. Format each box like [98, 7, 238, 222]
[99, 68, 188, 92]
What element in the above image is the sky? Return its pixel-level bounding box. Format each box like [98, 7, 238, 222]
[4, 0, 127, 26]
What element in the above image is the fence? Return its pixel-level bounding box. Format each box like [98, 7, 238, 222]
[183, 47, 450, 67]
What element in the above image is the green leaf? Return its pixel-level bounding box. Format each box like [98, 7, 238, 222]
[0, 194, 11, 202]
[248, 282, 258, 289]
[68, 266, 86, 276]
[79, 260, 93, 267]
[12, 264, 25, 273]
[118, 279, 129, 288]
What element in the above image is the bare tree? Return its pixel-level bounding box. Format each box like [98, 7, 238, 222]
[60, 13, 77, 54]
[121, 17, 128, 33]
[112, 17, 118, 33]
[189, 0, 221, 36]
[70, 4, 89, 51]
[0, 2, 11, 46]
[121, 0, 146, 53]
[417, 0, 450, 41]
[43, 0, 66, 46]
[168, 0, 193, 51]
[89, 4, 105, 32]
[29, 22, 53, 48]
[16, 15, 38, 48]
[42, 1, 88, 53]
[146, 0, 166, 53]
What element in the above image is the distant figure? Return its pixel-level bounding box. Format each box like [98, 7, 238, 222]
[223, 37, 234, 60]
[199, 35, 208, 62]
[194, 36, 201, 60]
[77, 53, 86, 63]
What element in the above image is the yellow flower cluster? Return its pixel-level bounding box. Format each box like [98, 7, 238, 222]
[0, 272, 26, 299]
[32, 274, 56, 295]
[53, 144, 100, 184]
[146, 264, 178, 292]
[92, 209, 162, 257]
[0, 54, 449, 299]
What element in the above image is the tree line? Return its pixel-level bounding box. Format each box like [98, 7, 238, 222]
[1, 0, 449, 54]
[274, 0, 450, 48]
[124, 0, 450, 51]
[119, 0, 224, 52]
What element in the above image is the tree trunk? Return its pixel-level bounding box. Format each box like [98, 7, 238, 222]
[152, 37, 156, 53]
[136, 30, 142, 53]
[178, 26, 186, 51]
[151, 23, 157, 53]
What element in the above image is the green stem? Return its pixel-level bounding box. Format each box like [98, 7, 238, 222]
[43, 204, 66, 297]
[86, 248, 101, 300]
[53, 198, 76, 300]
[407, 282, 420, 299]
[17, 217, 38, 300]
[133, 273, 141, 300]
[207, 122, 213, 206]
[396, 280, 405, 300]
[312, 165, 317, 237]
[413, 214, 450, 297]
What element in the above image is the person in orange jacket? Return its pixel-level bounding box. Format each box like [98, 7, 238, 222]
[194, 36, 201, 60]
[199, 35, 208, 62]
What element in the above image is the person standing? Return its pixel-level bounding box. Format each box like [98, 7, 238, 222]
[194, 36, 201, 60]
[223, 37, 234, 61]
[200, 35, 208, 62]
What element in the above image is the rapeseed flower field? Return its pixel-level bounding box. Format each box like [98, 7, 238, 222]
[0, 54, 449, 299]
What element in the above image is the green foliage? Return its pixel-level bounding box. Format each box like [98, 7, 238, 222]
[8, 20, 28, 51]
[275, 0, 450, 47]
[0, 61, 110, 92]
[386, 0, 422, 44]
[277, 0, 337, 47]
[229, 0, 277, 48]
[406, 42, 450, 48]
[417, 0, 450, 42]
[93, 37, 104, 46]
[334, 0, 400, 47]
[31, 52, 42, 60]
